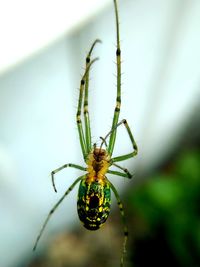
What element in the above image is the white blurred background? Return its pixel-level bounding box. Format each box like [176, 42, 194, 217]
[0, 0, 200, 266]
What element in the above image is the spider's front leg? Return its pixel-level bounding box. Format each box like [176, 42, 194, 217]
[76, 62, 93, 161]
[107, 0, 122, 156]
[84, 39, 101, 154]
[76, 42, 100, 161]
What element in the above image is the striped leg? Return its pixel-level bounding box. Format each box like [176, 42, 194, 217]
[111, 119, 138, 163]
[76, 58, 99, 161]
[102, 118, 138, 163]
[100, 136, 133, 178]
[51, 163, 86, 192]
[108, 169, 132, 179]
[33, 175, 85, 251]
[84, 39, 101, 154]
[107, 0, 122, 156]
[111, 163, 133, 178]
[109, 180, 128, 267]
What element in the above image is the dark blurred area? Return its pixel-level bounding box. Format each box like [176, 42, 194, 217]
[128, 144, 200, 266]
[25, 106, 200, 267]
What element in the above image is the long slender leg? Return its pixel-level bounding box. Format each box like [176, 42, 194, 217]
[107, 0, 122, 156]
[33, 175, 85, 251]
[109, 180, 128, 267]
[76, 58, 99, 161]
[111, 119, 138, 163]
[51, 163, 86, 192]
[101, 119, 129, 148]
[102, 118, 138, 163]
[84, 39, 101, 154]
[100, 136, 133, 178]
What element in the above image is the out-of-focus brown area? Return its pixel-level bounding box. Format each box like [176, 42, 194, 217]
[28, 220, 124, 267]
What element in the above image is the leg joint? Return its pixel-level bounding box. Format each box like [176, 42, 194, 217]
[86, 57, 90, 63]
[116, 48, 121, 56]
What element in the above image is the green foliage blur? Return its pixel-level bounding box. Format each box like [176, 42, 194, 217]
[128, 149, 200, 267]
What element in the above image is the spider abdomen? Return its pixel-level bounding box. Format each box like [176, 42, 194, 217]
[77, 179, 111, 230]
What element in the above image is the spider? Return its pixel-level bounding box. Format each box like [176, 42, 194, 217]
[33, 0, 138, 266]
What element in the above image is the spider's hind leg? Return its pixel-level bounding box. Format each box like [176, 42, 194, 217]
[33, 175, 85, 251]
[109, 180, 128, 267]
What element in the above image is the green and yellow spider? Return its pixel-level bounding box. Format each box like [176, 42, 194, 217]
[33, 0, 138, 266]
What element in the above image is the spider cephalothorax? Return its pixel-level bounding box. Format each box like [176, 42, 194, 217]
[33, 1, 138, 266]
[93, 147, 108, 161]
[86, 148, 110, 180]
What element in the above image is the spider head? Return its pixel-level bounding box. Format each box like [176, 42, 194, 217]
[93, 148, 107, 162]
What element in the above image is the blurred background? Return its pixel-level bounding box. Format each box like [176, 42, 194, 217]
[0, 0, 200, 266]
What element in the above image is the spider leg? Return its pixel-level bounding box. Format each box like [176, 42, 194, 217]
[107, 0, 121, 156]
[111, 119, 138, 163]
[84, 39, 101, 154]
[100, 136, 108, 147]
[109, 163, 133, 178]
[100, 136, 133, 178]
[109, 180, 128, 267]
[102, 118, 138, 163]
[107, 169, 132, 179]
[76, 58, 99, 161]
[33, 175, 85, 251]
[51, 163, 87, 192]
